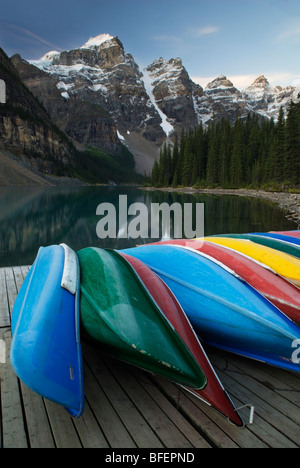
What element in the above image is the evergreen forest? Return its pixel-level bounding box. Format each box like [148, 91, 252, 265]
[150, 99, 300, 190]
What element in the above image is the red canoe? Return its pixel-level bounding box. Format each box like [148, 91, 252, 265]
[120, 252, 244, 427]
[272, 231, 300, 239]
[148, 239, 300, 327]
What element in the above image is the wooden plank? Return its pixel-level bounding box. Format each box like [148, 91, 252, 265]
[0, 268, 9, 327]
[211, 351, 300, 424]
[4, 267, 18, 320]
[217, 350, 300, 408]
[83, 361, 136, 448]
[132, 367, 212, 448]
[107, 356, 196, 449]
[216, 368, 299, 448]
[44, 400, 82, 448]
[151, 374, 242, 449]
[210, 352, 300, 448]
[19, 382, 55, 448]
[13, 266, 27, 293]
[0, 328, 28, 448]
[84, 345, 164, 448]
[73, 400, 110, 448]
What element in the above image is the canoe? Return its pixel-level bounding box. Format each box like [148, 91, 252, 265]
[121, 252, 243, 427]
[77, 247, 207, 391]
[213, 233, 300, 260]
[122, 244, 300, 373]
[205, 237, 300, 287]
[148, 238, 300, 326]
[254, 232, 300, 247]
[272, 231, 300, 239]
[10, 244, 84, 418]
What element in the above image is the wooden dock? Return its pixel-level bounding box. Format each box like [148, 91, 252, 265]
[1, 265, 300, 449]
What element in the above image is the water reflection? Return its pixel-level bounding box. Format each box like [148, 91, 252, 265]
[0, 186, 295, 267]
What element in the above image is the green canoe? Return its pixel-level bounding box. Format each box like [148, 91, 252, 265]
[77, 247, 207, 390]
[215, 233, 300, 259]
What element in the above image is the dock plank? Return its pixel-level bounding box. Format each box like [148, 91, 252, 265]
[1, 266, 300, 449]
[0, 268, 9, 327]
[0, 328, 28, 448]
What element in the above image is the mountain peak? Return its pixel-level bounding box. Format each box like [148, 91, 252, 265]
[251, 75, 269, 87]
[206, 75, 234, 89]
[80, 34, 115, 49]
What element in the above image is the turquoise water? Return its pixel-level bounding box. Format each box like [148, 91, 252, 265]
[0, 185, 295, 267]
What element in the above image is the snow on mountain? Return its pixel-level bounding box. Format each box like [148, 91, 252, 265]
[242, 75, 300, 119]
[142, 66, 174, 137]
[31, 34, 300, 130]
[21, 33, 300, 173]
[80, 34, 114, 49]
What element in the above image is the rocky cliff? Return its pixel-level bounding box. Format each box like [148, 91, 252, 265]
[0, 48, 77, 177]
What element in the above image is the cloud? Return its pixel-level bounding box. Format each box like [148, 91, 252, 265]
[0, 21, 62, 52]
[275, 20, 300, 43]
[190, 26, 220, 37]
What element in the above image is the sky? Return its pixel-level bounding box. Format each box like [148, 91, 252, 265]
[0, 0, 300, 90]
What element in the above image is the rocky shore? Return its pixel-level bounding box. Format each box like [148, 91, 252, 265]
[142, 186, 300, 227]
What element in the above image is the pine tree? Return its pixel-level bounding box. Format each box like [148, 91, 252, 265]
[151, 159, 160, 186]
[270, 106, 285, 185]
[218, 119, 231, 186]
[182, 136, 194, 186]
[206, 122, 219, 185]
[230, 119, 244, 187]
[285, 100, 300, 185]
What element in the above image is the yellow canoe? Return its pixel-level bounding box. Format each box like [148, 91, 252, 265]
[202, 237, 300, 287]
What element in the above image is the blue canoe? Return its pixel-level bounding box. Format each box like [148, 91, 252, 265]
[253, 232, 300, 247]
[10, 244, 84, 418]
[121, 245, 300, 373]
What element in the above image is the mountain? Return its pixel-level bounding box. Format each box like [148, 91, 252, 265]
[16, 34, 165, 174]
[7, 34, 300, 175]
[0, 47, 77, 182]
[242, 75, 300, 119]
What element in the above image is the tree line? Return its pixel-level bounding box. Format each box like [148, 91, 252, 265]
[150, 99, 300, 189]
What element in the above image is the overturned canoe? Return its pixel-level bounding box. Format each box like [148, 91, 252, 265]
[148, 238, 300, 326]
[205, 237, 300, 287]
[254, 232, 300, 247]
[122, 244, 300, 373]
[272, 230, 300, 239]
[120, 251, 243, 427]
[10, 244, 84, 418]
[77, 247, 207, 391]
[214, 233, 300, 260]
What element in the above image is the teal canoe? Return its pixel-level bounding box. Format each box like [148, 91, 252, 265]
[77, 247, 207, 390]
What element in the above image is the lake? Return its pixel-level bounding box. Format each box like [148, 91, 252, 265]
[0, 185, 296, 267]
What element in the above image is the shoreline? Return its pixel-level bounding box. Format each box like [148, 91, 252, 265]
[142, 186, 300, 227]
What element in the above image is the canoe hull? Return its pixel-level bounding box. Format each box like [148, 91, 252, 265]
[10, 244, 84, 418]
[254, 232, 300, 247]
[122, 245, 300, 373]
[77, 247, 207, 390]
[120, 252, 243, 427]
[215, 233, 300, 259]
[206, 236, 300, 287]
[148, 239, 300, 326]
[272, 231, 300, 239]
